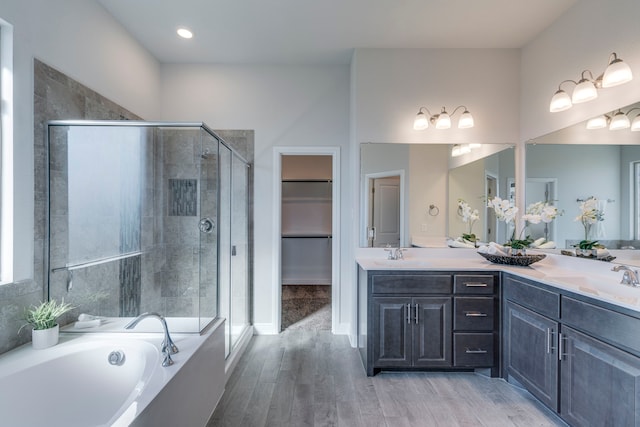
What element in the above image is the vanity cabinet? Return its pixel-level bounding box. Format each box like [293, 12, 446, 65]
[504, 301, 559, 411]
[503, 273, 640, 426]
[503, 276, 560, 411]
[560, 326, 640, 426]
[359, 269, 499, 376]
[372, 296, 451, 368]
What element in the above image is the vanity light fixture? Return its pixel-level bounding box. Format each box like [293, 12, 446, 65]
[413, 106, 474, 130]
[451, 144, 471, 157]
[585, 107, 640, 131]
[609, 110, 630, 130]
[632, 114, 640, 132]
[451, 143, 483, 157]
[586, 114, 609, 129]
[602, 53, 634, 88]
[549, 52, 633, 113]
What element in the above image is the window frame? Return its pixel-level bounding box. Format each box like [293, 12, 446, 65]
[0, 18, 14, 284]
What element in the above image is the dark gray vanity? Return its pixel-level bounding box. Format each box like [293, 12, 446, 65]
[358, 263, 640, 426]
[357, 267, 500, 377]
[503, 272, 640, 427]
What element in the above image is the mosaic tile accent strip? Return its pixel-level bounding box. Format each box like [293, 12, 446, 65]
[119, 255, 141, 316]
[169, 179, 198, 216]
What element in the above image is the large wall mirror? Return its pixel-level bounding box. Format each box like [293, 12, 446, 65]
[360, 143, 514, 247]
[360, 101, 639, 253]
[526, 100, 640, 250]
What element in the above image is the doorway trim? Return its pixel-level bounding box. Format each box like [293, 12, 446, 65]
[273, 146, 341, 334]
[485, 172, 498, 244]
[361, 169, 405, 247]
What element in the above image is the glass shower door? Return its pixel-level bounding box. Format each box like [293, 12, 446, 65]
[218, 145, 250, 357]
[199, 131, 220, 331]
[230, 154, 249, 350]
[218, 145, 232, 357]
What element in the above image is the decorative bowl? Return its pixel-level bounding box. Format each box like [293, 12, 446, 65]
[477, 252, 546, 267]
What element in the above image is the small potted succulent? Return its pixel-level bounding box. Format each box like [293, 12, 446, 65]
[19, 299, 75, 349]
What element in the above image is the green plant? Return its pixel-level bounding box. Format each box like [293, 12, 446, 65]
[573, 240, 604, 250]
[462, 233, 478, 243]
[19, 299, 75, 332]
[504, 237, 534, 249]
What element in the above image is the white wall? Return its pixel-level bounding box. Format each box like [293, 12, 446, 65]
[0, 0, 160, 281]
[352, 48, 521, 145]
[159, 64, 351, 333]
[521, 0, 640, 141]
[409, 145, 449, 240]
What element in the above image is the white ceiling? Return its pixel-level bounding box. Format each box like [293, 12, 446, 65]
[98, 0, 578, 65]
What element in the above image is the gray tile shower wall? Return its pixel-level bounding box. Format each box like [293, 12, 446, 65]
[0, 59, 142, 354]
[0, 60, 255, 355]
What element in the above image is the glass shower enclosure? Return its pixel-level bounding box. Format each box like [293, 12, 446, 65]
[47, 121, 250, 355]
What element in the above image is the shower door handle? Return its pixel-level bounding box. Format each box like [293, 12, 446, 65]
[199, 218, 216, 234]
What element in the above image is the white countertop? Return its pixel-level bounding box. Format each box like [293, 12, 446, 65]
[356, 247, 640, 313]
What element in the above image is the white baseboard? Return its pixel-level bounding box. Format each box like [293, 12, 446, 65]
[252, 322, 280, 335]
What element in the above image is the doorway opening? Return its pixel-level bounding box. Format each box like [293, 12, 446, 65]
[280, 154, 334, 331]
[363, 170, 405, 247]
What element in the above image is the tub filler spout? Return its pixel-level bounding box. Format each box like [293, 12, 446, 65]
[125, 312, 179, 367]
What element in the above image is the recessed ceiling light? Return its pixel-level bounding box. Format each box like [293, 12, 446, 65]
[177, 28, 193, 39]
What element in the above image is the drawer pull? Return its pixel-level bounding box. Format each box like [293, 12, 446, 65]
[559, 332, 568, 361]
[465, 348, 488, 354]
[465, 312, 488, 317]
[546, 328, 556, 354]
[464, 282, 488, 287]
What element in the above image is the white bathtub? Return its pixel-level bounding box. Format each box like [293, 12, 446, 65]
[0, 319, 225, 427]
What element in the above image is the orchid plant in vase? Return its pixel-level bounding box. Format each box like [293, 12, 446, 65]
[573, 197, 605, 252]
[487, 197, 561, 254]
[458, 199, 480, 245]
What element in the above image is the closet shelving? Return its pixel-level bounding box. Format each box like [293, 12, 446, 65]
[281, 158, 332, 285]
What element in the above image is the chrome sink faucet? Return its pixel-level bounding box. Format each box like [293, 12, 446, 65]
[384, 245, 406, 260]
[611, 265, 640, 287]
[125, 312, 179, 367]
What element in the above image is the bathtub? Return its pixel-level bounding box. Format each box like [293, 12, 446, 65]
[0, 318, 225, 427]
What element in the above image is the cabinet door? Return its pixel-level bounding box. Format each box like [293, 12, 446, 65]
[413, 297, 452, 367]
[561, 327, 640, 427]
[372, 297, 411, 368]
[504, 301, 559, 411]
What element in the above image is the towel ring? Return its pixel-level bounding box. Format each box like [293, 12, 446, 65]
[428, 204, 440, 216]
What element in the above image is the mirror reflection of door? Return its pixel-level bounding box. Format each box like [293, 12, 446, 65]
[526, 179, 557, 241]
[369, 176, 400, 247]
[485, 174, 497, 243]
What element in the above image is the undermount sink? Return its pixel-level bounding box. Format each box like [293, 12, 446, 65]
[544, 275, 640, 306]
[373, 259, 431, 268]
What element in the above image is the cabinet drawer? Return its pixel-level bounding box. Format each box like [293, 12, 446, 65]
[562, 296, 640, 355]
[454, 333, 494, 367]
[371, 274, 452, 294]
[503, 275, 560, 319]
[454, 297, 495, 331]
[454, 275, 495, 295]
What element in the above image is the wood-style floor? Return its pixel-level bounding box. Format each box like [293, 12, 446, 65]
[207, 330, 565, 427]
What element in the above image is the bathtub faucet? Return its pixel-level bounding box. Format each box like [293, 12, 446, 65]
[125, 312, 179, 367]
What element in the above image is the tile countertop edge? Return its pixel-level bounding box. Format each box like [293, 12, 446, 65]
[355, 247, 640, 314]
